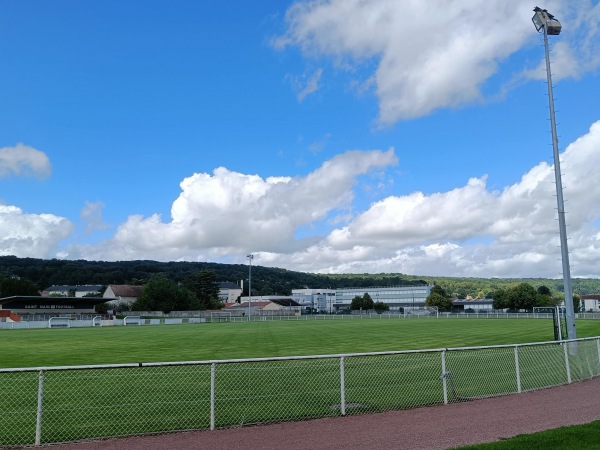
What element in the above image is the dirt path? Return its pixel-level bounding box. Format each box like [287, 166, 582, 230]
[29, 377, 600, 449]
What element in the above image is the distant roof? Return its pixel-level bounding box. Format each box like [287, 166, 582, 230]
[270, 299, 301, 307]
[45, 285, 104, 292]
[0, 296, 112, 307]
[452, 299, 494, 305]
[106, 285, 144, 297]
[232, 299, 300, 308]
[218, 282, 241, 290]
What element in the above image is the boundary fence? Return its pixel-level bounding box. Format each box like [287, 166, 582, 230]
[1, 336, 599, 446]
[3, 311, 600, 330]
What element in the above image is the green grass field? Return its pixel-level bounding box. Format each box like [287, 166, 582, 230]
[2, 318, 600, 446]
[460, 420, 600, 449]
[3, 318, 600, 368]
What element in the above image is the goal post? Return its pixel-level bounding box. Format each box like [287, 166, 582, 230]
[403, 306, 438, 318]
[533, 306, 564, 340]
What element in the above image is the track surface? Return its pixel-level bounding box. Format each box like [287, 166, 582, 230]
[28, 377, 600, 449]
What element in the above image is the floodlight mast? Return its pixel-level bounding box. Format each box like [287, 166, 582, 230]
[532, 6, 576, 340]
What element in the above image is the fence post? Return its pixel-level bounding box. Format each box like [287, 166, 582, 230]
[210, 363, 216, 430]
[597, 339, 600, 375]
[35, 370, 45, 446]
[514, 346, 521, 393]
[340, 356, 346, 415]
[441, 350, 448, 405]
[563, 343, 572, 384]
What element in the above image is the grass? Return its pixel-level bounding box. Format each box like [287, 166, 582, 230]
[2, 317, 600, 368]
[1, 318, 600, 446]
[458, 420, 600, 449]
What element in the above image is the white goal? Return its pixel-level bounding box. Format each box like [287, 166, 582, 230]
[403, 306, 438, 318]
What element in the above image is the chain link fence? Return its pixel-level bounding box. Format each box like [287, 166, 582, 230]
[1, 337, 599, 446]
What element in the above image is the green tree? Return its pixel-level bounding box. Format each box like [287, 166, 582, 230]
[430, 283, 448, 298]
[537, 285, 552, 296]
[0, 277, 39, 297]
[507, 283, 537, 311]
[132, 274, 196, 313]
[492, 288, 508, 310]
[573, 294, 581, 313]
[373, 301, 389, 313]
[350, 293, 374, 311]
[350, 295, 364, 310]
[184, 269, 221, 310]
[425, 292, 453, 312]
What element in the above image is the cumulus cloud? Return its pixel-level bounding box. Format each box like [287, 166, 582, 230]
[261, 121, 600, 278]
[0, 204, 73, 258]
[0, 143, 52, 179]
[73, 149, 397, 261]
[274, 0, 599, 123]
[69, 121, 600, 279]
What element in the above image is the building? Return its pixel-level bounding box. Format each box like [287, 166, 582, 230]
[334, 285, 433, 312]
[103, 285, 144, 308]
[42, 285, 104, 297]
[217, 282, 243, 303]
[0, 296, 111, 316]
[233, 296, 301, 313]
[451, 299, 494, 312]
[291, 289, 336, 313]
[579, 295, 600, 312]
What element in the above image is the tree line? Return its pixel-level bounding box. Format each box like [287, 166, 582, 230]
[425, 283, 581, 312]
[1, 255, 599, 302]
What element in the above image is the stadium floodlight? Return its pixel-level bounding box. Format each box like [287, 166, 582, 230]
[247, 254, 254, 321]
[532, 6, 576, 340]
[532, 6, 561, 35]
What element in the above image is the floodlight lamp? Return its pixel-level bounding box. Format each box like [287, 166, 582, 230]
[532, 6, 561, 35]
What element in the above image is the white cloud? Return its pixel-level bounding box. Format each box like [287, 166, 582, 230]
[0, 204, 73, 258]
[258, 121, 600, 278]
[0, 143, 52, 179]
[80, 201, 110, 235]
[294, 68, 324, 102]
[73, 149, 398, 261]
[64, 121, 600, 279]
[275, 0, 599, 124]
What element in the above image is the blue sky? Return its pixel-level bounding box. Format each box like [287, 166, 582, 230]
[1, 1, 599, 278]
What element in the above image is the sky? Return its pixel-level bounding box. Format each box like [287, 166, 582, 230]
[1, 0, 600, 279]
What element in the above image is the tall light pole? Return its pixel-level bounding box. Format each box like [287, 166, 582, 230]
[247, 254, 253, 322]
[532, 7, 576, 340]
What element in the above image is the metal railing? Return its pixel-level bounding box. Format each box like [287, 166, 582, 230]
[3, 312, 600, 331]
[1, 336, 599, 446]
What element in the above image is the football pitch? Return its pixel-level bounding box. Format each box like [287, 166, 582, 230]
[3, 317, 600, 368]
[2, 318, 600, 446]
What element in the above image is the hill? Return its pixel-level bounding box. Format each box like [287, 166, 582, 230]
[0, 255, 599, 298]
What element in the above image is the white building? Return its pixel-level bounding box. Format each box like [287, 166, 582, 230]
[579, 295, 600, 312]
[334, 285, 433, 312]
[291, 289, 336, 313]
[43, 285, 104, 298]
[218, 282, 243, 303]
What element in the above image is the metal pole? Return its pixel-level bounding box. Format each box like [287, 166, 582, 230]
[210, 363, 215, 430]
[339, 356, 346, 415]
[247, 254, 253, 322]
[541, 25, 576, 340]
[35, 370, 45, 446]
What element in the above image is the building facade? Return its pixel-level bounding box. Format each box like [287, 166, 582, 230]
[217, 282, 243, 303]
[291, 289, 336, 313]
[334, 285, 433, 312]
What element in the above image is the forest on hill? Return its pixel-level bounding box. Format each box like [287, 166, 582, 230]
[1, 255, 599, 299]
